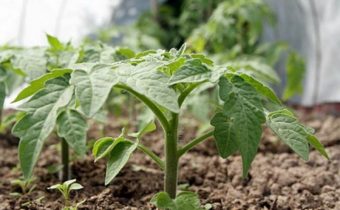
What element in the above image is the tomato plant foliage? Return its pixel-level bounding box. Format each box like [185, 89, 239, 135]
[12, 41, 327, 208]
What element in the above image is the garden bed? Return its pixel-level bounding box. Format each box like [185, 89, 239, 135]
[0, 112, 339, 210]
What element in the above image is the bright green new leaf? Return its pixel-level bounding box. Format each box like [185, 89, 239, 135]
[213, 76, 265, 176]
[57, 109, 88, 156]
[105, 140, 137, 185]
[13, 69, 72, 102]
[151, 191, 203, 210]
[266, 111, 310, 160]
[12, 78, 74, 178]
[168, 59, 211, 85]
[46, 34, 64, 51]
[70, 64, 118, 117]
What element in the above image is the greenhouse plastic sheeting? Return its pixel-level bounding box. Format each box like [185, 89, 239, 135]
[0, 0, 118, 46]
[263, 0, 340, 106]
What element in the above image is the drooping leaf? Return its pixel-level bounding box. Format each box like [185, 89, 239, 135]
[13, 69, 72, 102]
[70, 64, 118, 117]
[92, 137, 115, 161]
[105, 140, 137, 185]
[93, 137, 126, 162]
[212, 76, 265, 176]
[168, 59, 211, 85]
[12, 78, 74, 178]
[266, 110, 309, 160]
[57, 109, 88, 156]
[307, 135, 329, 159]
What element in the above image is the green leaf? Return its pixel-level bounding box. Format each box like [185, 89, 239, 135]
[46, 34, 64, 51]
[12, 78, 74, 178]
[230, 59, 280, 84]
[92, 137, 114, 159]
[105, 140, 137, 185]
[70, 64, 118, 117]
[283, 52, 305, 100]
[116, 62, 179, 113]
[169, 59, 211, 85]
[11, 48, 47, 80]
[238, 73, 281, 104]
[69, 183, 83, 191]
[57, 109, 88, 156]
[267, 110, 309, 160]
[151, 191, 203, 210]
[92, 137, 125, 162]
[307, 135, 329, 159]
[151, 192, 176, 209]
[63, 179, 77, 187]
[210, 113, 238, 158]
[175, 191, 203, 210]
[213, 76, 265, 176]
[13, 69, 72, 102]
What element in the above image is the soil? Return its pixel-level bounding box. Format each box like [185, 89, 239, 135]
[0, 111, 339, 210]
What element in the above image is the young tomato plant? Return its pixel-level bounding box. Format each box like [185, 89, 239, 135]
[82, 45, 327, 208]
[12, 42, 328, 208]
[11, 35, 142, 181]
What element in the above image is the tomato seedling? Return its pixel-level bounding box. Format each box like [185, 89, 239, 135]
[12, 42, 328, 209]
[85, 45, 328, 208]
[48, 179, 84, 210]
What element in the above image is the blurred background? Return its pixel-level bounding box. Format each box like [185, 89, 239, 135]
[1, 0, 339, 111]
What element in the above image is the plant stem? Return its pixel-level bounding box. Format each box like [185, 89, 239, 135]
[178, 84, 200, 106]
[164, 113, 179, 199]
[177, 130, 214, 157]
[61, 138, 70, 181]
[126, 139, 165, 170]
[138, 143, 165, 170]
[115, 84, 169, 131]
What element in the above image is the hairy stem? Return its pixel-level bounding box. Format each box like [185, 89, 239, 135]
[177, 130, 214, 157]
[61, 138, 70, 182]
[164, 113, 179, 198]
